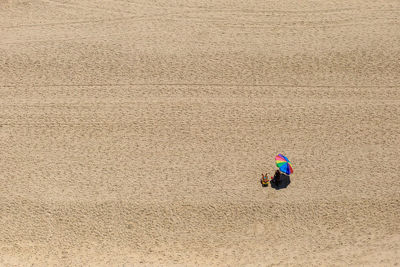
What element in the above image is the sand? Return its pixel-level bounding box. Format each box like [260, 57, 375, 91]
[1, 0, 400, 265]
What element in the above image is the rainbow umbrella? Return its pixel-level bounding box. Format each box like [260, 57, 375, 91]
[275, 154, 293, 175]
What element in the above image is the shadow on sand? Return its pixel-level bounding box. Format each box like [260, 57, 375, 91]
[270, 173, 291, 190]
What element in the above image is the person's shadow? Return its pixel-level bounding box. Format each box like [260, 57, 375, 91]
[270, 172, 291, 190]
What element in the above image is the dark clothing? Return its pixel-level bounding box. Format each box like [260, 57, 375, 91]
[271, 171, 291, 190]
[273, 170, 280, 186]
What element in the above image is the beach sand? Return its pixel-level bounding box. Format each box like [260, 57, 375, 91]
[1, 0, 399, 265]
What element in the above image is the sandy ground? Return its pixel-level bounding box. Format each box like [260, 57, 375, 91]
[1, 0, 400, 265]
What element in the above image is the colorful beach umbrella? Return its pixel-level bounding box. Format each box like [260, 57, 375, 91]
[275, 154, 293, 175]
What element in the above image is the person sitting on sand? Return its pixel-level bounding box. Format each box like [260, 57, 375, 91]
[273, 170, 281, 187]
[261, 173, 269, 187]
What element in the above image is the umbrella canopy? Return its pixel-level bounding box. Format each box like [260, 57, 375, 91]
[275, 154, 293, 175]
